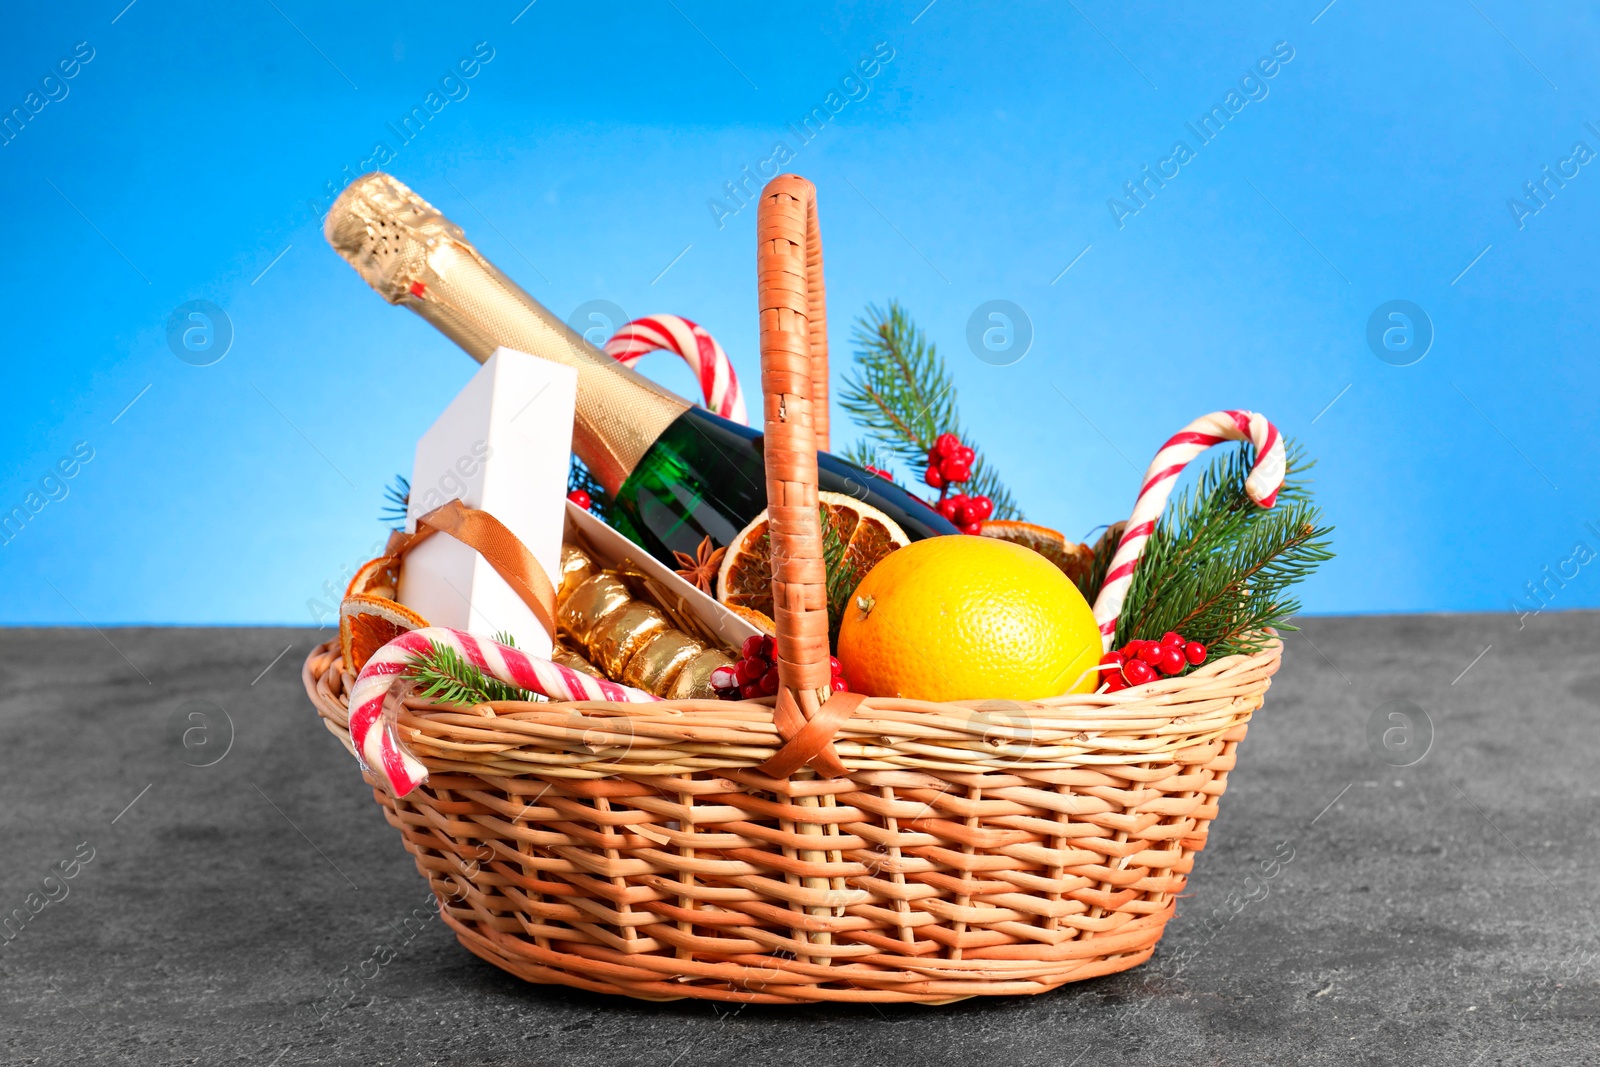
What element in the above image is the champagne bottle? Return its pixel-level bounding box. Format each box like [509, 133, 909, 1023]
[325, 173, 958, 568]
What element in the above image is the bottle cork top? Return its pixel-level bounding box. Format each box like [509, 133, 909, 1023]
[325, 173, 465, 306]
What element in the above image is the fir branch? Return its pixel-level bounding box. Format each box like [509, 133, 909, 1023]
[1159, 508, 1332, 657]
[845, 303, 955, 463]
[841, 440, 887, 471]
[1146, 441, 1314, 584]
[839, 302, 1022, 520]
[380, 474, 410, 531]
[1113, 441, 1333, 657]
[820, 505, 852, 650]
[406, 640, 537, 706]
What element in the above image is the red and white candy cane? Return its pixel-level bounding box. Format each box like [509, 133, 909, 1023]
[347, 626, 660, 796]
[604, 315, 747, 424]
[1091, 410, 1287, 650]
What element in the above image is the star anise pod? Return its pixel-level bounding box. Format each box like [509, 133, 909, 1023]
[673, 536, 726, 594]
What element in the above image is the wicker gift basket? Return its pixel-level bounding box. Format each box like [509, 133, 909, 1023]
[303, 175, 1283, 1004]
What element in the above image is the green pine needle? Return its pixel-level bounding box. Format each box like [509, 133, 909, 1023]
[1113, 440, 1334, 657]
[406, 640, 538, 706]
[839, 301, 1023, 520]
[820, 505, 853, 649]
[379, 474, 410, 531]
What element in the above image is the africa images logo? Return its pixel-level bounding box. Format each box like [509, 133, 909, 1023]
[1, 441, 94, 548]
[1, 40, 95, 148]
[1505, 119, 1600, 231]
[706, 42, 896, 230]
[1107, 41, 1296, 229]
[307, 42, 496, 221]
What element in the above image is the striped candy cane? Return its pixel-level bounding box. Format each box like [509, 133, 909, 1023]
[1091, 410, 1287, 650]
[604, 315, 748, 424]
[347, 626, 660, 796]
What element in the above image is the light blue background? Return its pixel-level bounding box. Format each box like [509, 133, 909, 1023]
[2, 0, 1595, 625]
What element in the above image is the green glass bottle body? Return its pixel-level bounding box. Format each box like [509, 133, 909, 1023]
[609, 406, 959, 567]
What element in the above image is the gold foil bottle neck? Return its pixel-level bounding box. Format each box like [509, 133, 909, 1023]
[323, 174, 466, 306]
[324, 172, 689, 492]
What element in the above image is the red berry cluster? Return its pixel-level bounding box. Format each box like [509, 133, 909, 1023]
[923, 433, 975, 489]
[1099, 631, 1208, 692]
[936, 493, 992, 535]
[862, 464, 895, 482]
[924, 433, 994, 535]
[566, 489, 592, 511]
[711, 636, 851, 701]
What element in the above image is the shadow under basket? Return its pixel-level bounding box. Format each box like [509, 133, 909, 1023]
[302, 636, 1279, 1005]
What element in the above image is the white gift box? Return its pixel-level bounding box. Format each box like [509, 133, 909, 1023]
[397, 347, 578, 659]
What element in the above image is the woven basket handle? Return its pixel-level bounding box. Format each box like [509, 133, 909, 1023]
[756, 175, 854, 779]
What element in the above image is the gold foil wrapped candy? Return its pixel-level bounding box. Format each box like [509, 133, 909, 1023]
[557, 543, 596, 600]
[551, 643, 602, 678]
[555, 546, 735, 699]
[666, 649, 737, 701]
[620, 630, 702, 693]
[558, 573, 632, 646]
[590, 602, 669, 679]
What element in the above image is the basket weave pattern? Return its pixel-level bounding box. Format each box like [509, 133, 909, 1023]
[306, 642, 1276, 1002]
[305, 175, 1282, 1003]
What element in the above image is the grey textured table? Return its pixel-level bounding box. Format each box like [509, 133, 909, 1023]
[3, 615, 1596, 1066]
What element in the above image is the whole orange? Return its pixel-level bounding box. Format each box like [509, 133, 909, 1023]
[836, 535, 1103, 702]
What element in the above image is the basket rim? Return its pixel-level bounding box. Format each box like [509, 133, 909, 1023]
[304, 635, 1278, 780]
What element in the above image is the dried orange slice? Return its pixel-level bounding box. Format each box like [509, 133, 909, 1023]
[339, 593, 430, 672]
[979, 520, 1095, 586]
[338, 551, 426, 671]
[724, 603, 777, 636]
[716, 491, 909, 619]
[345, 553, 402, 600]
